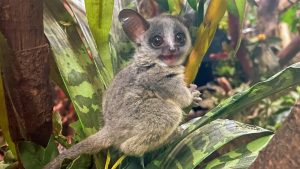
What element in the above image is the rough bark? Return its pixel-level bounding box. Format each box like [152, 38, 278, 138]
[0, 0, 53, 146]
[249, 100, 300, 169]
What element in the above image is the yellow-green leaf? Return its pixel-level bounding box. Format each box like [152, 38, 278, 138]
[184, 0, 227, 84]
[0, 33, 17, 156]
[168, 0, 183, 15]
[85, 0, 114, 78]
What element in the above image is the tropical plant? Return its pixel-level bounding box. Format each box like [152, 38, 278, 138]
[0, 0, 300, 169]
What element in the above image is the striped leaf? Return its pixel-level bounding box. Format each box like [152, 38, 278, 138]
[146, 119, 272, 169]
[44, 2, 105, 136]
[204, 135, 273, 169]
[85, 0, 115, 78]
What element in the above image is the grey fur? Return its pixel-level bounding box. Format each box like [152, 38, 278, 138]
[44, 9, 196, 169]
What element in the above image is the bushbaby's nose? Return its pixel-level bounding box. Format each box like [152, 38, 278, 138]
[169, 47, 176, 52]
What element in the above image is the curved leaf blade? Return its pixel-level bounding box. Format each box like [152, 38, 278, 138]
[18, 142, 45, 169]
[19, 137, 58, 169]
[66, 0, 112, 88]
[204, 135, 273, 169]
[44, 3, 105, 136]
[187, 0, 200, 11]
[147, 119, 272, 169]
[186, 62, 300, 134]
[147, 62, 300, 168]
[85, 0, 114, 78]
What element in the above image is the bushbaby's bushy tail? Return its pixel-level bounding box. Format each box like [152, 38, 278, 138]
[43, 129, 111, 169]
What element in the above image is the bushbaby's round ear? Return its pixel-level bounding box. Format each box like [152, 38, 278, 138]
[118, 9, 150, 43]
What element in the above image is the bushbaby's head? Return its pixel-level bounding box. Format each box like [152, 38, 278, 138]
[119, 9, 192, 66]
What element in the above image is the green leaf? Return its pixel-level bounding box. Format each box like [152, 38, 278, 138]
[44, 1, 105, 137]
[0, 162, 11, 169]
[85, 0, 114, 78]
[227, 0, 246, 23]
[188, 62, 300, 133]
[146, 119, 272, 169]
[18, 142, 45, 169]
[204, 135, 273, 169]
[235, 0, 246, 25]
[187, 0, 199, 10]
[3, 151, 16, 164]
[168, 0, 183, 15]
[67, 154, 92, 169]
[227, 0, 239, 17]
[19, 137, 59, 169]
[44, 136, 59, 164]
[196, 0, 205, 26]
[147, 62, 300, 168]
[280, 5, 299, 32]
[66, 0, 112, 88]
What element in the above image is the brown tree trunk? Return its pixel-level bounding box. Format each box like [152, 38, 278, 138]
[0, 0, 53, 147]
[249, 100, 300, 169]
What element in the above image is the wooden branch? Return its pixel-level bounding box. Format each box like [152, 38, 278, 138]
[278, 36, 300, 66]
[249, 100, 300, 169]
[257, 0, 280, 36]
[0, 0, 53, 146]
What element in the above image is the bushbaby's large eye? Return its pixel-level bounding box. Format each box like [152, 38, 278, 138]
[150, 35, 164, 48]
[175, 32, 186, 46]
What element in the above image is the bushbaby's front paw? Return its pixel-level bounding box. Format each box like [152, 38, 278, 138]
[188, 84, 202, 107]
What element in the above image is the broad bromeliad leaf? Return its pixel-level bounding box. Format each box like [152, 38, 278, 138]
[204, 135, 273, 169]
[44, 1, 106, 136]
[147, 62, 300, 168]
[66, 0, 112, 88]
[85, 0, 115, 78]
[18, 136, 58, 169]
[146, 119, 273, 169]
[187, 62, 300, 133]
[184, 0, 227, 84]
